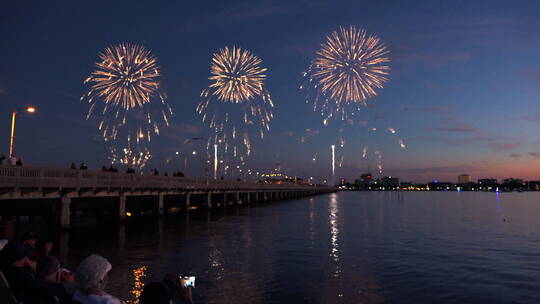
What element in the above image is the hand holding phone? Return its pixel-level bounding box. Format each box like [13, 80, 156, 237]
[179, 276, 195, 287]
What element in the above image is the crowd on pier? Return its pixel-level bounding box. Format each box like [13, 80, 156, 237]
[0, 232, 193, 304]
[68, 163, 185, 178]
[0, 154, 24, 167]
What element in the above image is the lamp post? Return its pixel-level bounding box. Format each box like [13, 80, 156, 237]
[214, 143, 218, 180]
[9, 106, 36, 157]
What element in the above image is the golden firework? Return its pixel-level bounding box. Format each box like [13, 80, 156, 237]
[82, 43, 172, 169]
[84, 43, 161, 110]
[207, 46, 268, 103]
[302, 26, 390, 121]
[198, 46, 273, 158]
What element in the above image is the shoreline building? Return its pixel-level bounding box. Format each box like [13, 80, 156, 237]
[458, 174, 472, 184]
[478, 178, 498, 191]
[381, 176, 400, 189]
[354, 173, 373, 190]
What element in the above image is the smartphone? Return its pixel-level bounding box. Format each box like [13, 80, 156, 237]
[180, 276, 195, 287]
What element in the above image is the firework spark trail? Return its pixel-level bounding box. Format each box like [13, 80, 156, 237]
[302, 25, 390, 122]
[383, 126, 406, 149]
[82, 43, 172, 168]
[399, 139, 406, 148]
[362, 146, 368, 158]
[197, 46, 274, 159]
[109, 144, 152, 169]
[374, 151, 383, 173]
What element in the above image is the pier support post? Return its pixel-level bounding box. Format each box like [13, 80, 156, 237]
[246, 192, 251, 204]
[185, 193, 191, 211]
[204, 192, 212, 209]
[235, 192, 241, 205]
[119, 193, 126, 221]
[158, 193, 164, 216]
[60, 196, 71, 229]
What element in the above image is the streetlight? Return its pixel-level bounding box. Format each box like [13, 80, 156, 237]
[10, 106, 36, 156]
[214, 144, 218, 180]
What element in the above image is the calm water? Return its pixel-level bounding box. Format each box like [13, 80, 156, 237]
[58, 192, 540, 303]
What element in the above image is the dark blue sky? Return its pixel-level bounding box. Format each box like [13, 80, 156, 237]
[1, 0, 540, 182]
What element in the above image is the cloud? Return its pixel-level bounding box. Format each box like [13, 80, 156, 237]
[517, 113, 540, 123]
[429, 116, 481, 134]
[274, 43, 316, 57]
[509, 154, 522, 158]
[519, 70, 540, 84]
[406, 135, 441, 142]
[430, 126, 479, 133]
[227, 2, 296, 20]
[487, 142, 521, 151]
[283, 131, 294, 137]
[394, 49, 472, 69]
[444, 135, 497, 145]
[528, 152, 540, 158]
[393, 164, 481, 175]
[403, 105, 449, 114]
[427, 116, 525, 153]
[179, 2, 302, 34]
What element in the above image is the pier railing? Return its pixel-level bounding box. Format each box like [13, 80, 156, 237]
[0, 165, 325, 191]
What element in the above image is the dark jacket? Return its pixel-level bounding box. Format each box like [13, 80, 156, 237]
[0, 262, 36, 302]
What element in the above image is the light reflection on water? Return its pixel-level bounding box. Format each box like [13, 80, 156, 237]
[328, 193, 340, 275]
[128, 266, 147, 304]
[53, 192, 540, 303]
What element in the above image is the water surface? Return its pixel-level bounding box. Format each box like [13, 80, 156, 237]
[61, 192, 540, 303]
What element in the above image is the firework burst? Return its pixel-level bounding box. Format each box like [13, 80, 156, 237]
[82, 43, 172, 168]
[197, 46, 273, 158]
[302, 25, 390, 122]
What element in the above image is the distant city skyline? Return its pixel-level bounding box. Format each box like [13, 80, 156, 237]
[1, 1, 540, 183]
[340, 172, 539, 185]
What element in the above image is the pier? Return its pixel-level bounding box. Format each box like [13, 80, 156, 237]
[0, 166, 335, 228]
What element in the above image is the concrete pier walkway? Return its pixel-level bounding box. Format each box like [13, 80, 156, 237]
[0, 166, 335, 228]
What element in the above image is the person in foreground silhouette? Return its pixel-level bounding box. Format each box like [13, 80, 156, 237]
[33, 255, 75, 303]
[72, 254, 123, 304]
